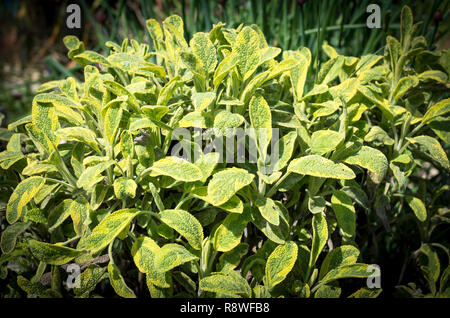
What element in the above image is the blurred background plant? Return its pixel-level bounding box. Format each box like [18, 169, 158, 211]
[0, 0, 448, 129]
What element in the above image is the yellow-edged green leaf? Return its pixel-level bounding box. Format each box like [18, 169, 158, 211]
[331, 190, 356, 238]
[406, 135, 449, 170]
[159, 209, 204, 250]
[108, 262, 136, 298]
[77, 209, 140, 254]
[288, 155, 355, 180]
[154, 243, 198, 272]
[150, 156, 203, 182]
[29, 240, 82, 265]
[423, 98, 450, 124]
[113, 177, 137, 200]
[265, 241, 298, 289]
[6, 176, 45, 224]
[77, 160, 115, 190]
[249, 94, 272, 154]
[405, 195, 427, 222]
[309, 213, 328, 267]
[208, 168, 254, 206]
[343, 146, 388, 183]
[73, 264, 106, 296]
[199, 271, 250, 296]
[213, 206, 251, 252]
[311, 130, 344, 155]
[233, 26, 260, 81]
[1, 222, 30, 254]
[255, 197, 280, 226]
[319, 245, 360, 280]
[131, 236, 170, 288]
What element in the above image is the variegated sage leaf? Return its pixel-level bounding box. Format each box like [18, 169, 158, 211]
[131, 236, 170, 288]
[309, 213, 328, 267]
[213, 206, 252, 252]
[405, 195, 427, 222]
[319, 245, 360, 280]
[265, 241, 298, 290]
[159, 209, 204, 250]
[1, 222, 30, 254]
[6, 176, 46, 224]
[288, 155, 355, 180]
[249, 95, 272, 155]
[310, 130, 344, 155]
[29, 240, 82, 265]
[74, 264, 107, 297]
[108, 262, 136, 298]
[406, 135, 449, 170]
[331, 190, 356, 238]
[77, 209, 140, 254]
[154, 243, 199, 272]
[342, 146, 388, 183]
[233, 26, 260, 81]
[113, 177, 137, 200]
[77, 160, 115, 190]
[199, 271, 251, 297]
[208, 168, 254, 206]
[150, 156, 203, 182]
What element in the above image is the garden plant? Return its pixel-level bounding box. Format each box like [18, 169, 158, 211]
[0, 5, 449, 298]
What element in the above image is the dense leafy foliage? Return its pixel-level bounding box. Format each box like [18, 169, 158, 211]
[0, 6, 449, 298]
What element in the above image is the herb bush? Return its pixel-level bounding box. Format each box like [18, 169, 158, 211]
[0, 6, 449, 298]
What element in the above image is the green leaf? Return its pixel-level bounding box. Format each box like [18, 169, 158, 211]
[314, 285, 341, 298]
[120, 130, 134, 159]
[255, 197, 280, 226]
[309, 213, 328, 267]
[75, 50, 111, 67]
[311, 130, 344, 155]
[308, 195, 326, 214]
[213, 53, 239, 88]
[150, 156, 203, 182]
[154, 243, 199, 272]
[320, 264, 380, 285]
[131, 237, 170, 288]
[199, 271, 251, 297]
[423, 98, 450, 124]
[29, 240, 82, 265]
[191, 32, 217, 76]
[348, 287, 382, 298]
[405, 196, 427, 222]
[288, 155, 355, 180]
[77, 209, 140, 254]
[192, 91, 216, 112]
[233, 26, 260, 81]
[77, 160, 115, 191]
[55, 127, 99, 152]
[191, 186, 244, 213]
[103, 102, 123, 145]
[400, 5, 413, 52]
[420, 244, 440, 282]
[213, 206, 252, 252]
[74, 264, 106, 296]
[319, 245, 360, 280]
[1, 222, 30, 254]
[113, 177, 137, 200]
[393, 76, 419, 102]
[357, 85, 393, 121]
[218, 243, 249, 273]
[159, 209, 204, 250]
[331, 190, 356, 238]
[108, 262, 136, 298]
[208, 168, 254, 206]
[406, 135, 449, 170]
[249, 95, 272, 154]
[265, 242, 298, 289]
[286, 49, 311, 101]
[7, 176, 46, 224]
[70, 197, 90, 236]
[48, 199, 73, 231]
[343, 146, 388, 183]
